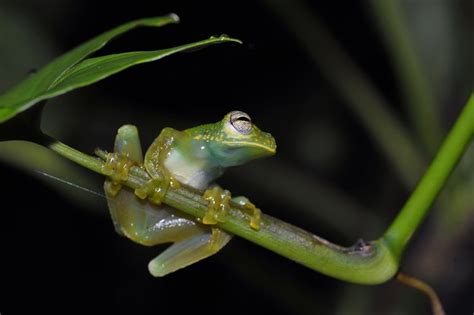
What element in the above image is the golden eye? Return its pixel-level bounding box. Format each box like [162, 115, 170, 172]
[230, 111, 252, 134]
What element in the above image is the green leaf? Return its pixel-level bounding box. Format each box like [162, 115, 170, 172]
[0, 13, 241, 123]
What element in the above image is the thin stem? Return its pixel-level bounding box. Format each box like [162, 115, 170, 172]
[383, 94, 474, 260]
[43, 95, 473, 285]
[46, 140, 398, 285]
[48, 141, 104, 174]
[397, 273, 445, 315]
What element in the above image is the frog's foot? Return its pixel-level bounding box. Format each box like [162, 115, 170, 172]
[148, 228, 232, 277]
[208, 228, 229, 252]
[98, 151, 135, 196]
[134, 167, 180, 205]
[202, 186, 231, 225]
[104, 180, 122, 197]
[232, 196, 261, 231]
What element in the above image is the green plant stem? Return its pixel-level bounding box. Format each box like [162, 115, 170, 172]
[45, 141, 398, 285]
[48, 141, 104, 174]
[384, 94, 474, 261]
[43, 94, 473, 285]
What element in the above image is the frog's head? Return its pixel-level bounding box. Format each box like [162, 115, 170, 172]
[188, 111, 276, 167]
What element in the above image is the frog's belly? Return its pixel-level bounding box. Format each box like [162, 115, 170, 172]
[164, 150, 220, 191]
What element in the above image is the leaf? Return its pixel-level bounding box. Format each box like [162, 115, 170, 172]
[0, 13, 241, 123]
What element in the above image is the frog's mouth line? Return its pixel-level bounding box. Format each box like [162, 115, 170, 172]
[221, 141, 277, 154]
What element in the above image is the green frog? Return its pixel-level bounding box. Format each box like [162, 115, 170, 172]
[102, 111, 276, 277]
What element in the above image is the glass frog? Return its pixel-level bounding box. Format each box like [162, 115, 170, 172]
[102, 111, 276, 277]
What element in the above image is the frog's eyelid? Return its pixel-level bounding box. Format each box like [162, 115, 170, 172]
[228, 111, 252, 135]
[229, 111, 251, 123]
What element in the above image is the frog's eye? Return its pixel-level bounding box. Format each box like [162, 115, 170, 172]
[230, 111, 252, 134]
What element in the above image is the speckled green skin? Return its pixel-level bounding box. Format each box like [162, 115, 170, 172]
[144, 112, 276, 185]
[184, 116, 276, 168]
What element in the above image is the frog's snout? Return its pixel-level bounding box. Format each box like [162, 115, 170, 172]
[263, 132, 277, 155]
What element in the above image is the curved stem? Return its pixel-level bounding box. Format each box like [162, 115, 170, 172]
[383, 94, 474, 261]
[46, 141, 398, 285]
[42, 94, 473, 285]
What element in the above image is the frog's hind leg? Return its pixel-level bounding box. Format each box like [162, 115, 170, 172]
[105, 125, 204, 242]
[109, 188, 232, 276]
[106, 125, 232, 277]
[148, 228, 232, 277]
[105, 125, 143, 234]
[108, 186, 207, 243]
[102, 125, 143, 197]
[113, 125, 144, 163]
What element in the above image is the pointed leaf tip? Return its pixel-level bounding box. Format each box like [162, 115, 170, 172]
[168, 13, 180, 23]
[139, 13, 180, 27]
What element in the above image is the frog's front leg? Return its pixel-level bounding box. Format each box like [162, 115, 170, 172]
[135, 127, 182, 204]
[202, 186, 231, 224]
[202, 186, 261, 230]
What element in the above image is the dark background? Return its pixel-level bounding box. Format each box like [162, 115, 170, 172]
[0, 1, 473, 314]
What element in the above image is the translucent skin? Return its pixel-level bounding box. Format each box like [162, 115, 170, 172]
[104, 111, 276, 277]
